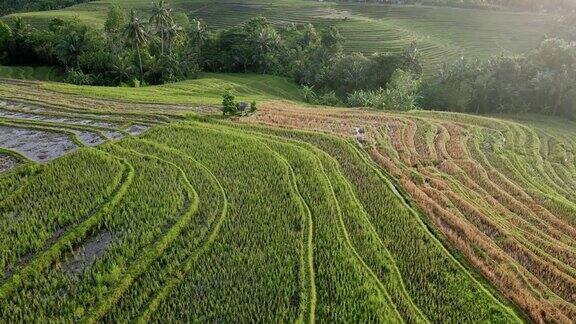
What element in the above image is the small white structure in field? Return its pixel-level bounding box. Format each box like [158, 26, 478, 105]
[353, 127, 366, 144]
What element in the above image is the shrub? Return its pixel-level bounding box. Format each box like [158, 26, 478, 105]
[222, 91, 238, 116]
[316, 91, 342, 106]
[64, 68, 93, 85]
[301, 85, 317, 103]
[250, 100, 257, 113]
[347, 69, 420, 110]
[131, 78, 141, 88]
[379, 69, 421, 110]
[0, 21, 10, 63]
[347, 89, 372, 108]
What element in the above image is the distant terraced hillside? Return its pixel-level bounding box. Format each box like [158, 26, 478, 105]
[2, 0, 561, 75]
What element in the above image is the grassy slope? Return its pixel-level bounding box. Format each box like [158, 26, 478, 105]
[2, 0, 560, 75]
[41, 73, 303, 105]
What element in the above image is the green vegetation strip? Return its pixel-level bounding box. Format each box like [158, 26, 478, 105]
[83, 147, 199, 323]
[0, 151, 133, 300]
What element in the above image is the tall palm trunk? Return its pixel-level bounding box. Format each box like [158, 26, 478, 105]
[161, 29, 165, 56]
[136, 42, 144, 82]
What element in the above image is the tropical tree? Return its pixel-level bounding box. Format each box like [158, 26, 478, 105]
[252, 27, 281, 73]
[164, 23, 183, 54]
[149, 0, 173, 56]
[105, 3, 127, 35]
[7, 17, 38, 64]
[0, 21, 11, 63]
[188, 18, 207, 55]
[110, 55, 134, 84]
[55, 32, 86, 68]
[124, 10, 148, 82]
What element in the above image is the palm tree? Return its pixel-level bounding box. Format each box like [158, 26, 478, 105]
[149, 0, 173, 56]
[164, 23, 183, 55]
[55, 32, 85, 68]
[124, 10, 148, 82]
[252, 28, 280, 73]
[189, 18, 207, 53]
[111, 56, 134, 85]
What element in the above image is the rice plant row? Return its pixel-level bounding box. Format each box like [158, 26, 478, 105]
[247, 102, 576, 323]
[0, 114, 524, 322]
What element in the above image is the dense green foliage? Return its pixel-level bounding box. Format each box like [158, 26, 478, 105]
[0, 3, 419, 106]
[3, 0, 560, 80]
[0, 65, 60, 80]
[0, 4, 199, 85]
[0, 0, 572, 117]
[221, 91, 237, 116]
[420, 38, 576, 119]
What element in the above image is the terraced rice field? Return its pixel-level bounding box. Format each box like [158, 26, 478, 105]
[0, 77, 523, 322]
[2, 0, 561, 75]
[1, 76, 575, 322]
[247, 102, 576, 323]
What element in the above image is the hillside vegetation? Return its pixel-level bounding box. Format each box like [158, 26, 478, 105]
[0, 0, 93, 16]
[0, 65, 61, 81]
[2, 0, 561, 75]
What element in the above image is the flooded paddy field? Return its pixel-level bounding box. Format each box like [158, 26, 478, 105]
[0, 97, 164, 164]
[0, 125, 77, 162]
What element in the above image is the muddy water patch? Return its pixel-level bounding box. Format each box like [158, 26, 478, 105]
[0, 100, 47, 113]
[0, 126, 76, 162]
[0, 108, 118, 129]
[103, 130, 125, 140]
[62, 231, 113, 277]
[126, 124, 150, 135]
[74, 130, 105, 146]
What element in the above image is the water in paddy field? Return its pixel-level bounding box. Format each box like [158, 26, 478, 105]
[0, 125, 77, 162]
[0, 99, 153, 164]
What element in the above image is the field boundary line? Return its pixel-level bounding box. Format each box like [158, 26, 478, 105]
[84, 146, 200, 323]
[178, 121, 317, 323]
[219, 120, 431, 322]
[0, 95, 176, 124]
[0, 116, 130, 138]
[131, 139, 229, 323]
[213, 121, 403, 322]
[0, 120, 86, 147]
[349, 141, 522, 321]
[258, 139, 317, 324]
[326, 145, 430, 324]
[0, 149, 134, 300]
[314, 141, 403, 323]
